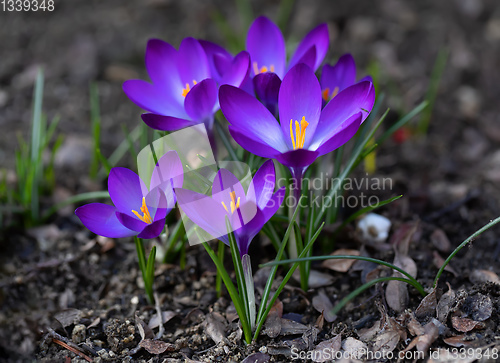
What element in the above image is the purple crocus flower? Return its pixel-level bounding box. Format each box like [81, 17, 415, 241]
[247, 16, 329, 79]
[175, 160, 285, 256]
[245, 16, 328, 115]
[321, 53, 373, 104]
[123, 37, 250, 149]
[219, 63, 375, 183]
[75, 151, 184, 239]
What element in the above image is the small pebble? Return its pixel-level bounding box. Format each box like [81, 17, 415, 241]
[357, 213, 391, 243]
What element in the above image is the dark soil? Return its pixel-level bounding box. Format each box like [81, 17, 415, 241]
[1, 0, 500, 362]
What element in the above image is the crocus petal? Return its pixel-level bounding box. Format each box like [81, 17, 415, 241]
[253, 72, 281, 116]
[138, 219, 166, 239]
[146, 187, 169, 219]
[184, 78, 218, 121]
[246, 16, 286, 78]
[150, 150, 184, 191]
[145, 39, 184, 106]
[359, 75, 373, 83]
[315, 112, 362, 156]
[212, 168, 247, 207]
[246, 159, 276, 210]
[108, 167, 146, 214]
[177, 37, 210, 86]
[116, 211, 148, 232]
[220, 85, 288, 152]
[175, 188, 228, 241]
[199, 39, 233, 83]
[278, 64, 322, 149]
[232, 203, 265, 256]
[312, 81, 375, 147]
[261, 186, 286, 222]
[228, 126, 282, 159]
[75, 203, 137, 238]
[288, 23, 329, 72]
[123, 80, 187, 118]
[220, 51, 251, 88]
[321, 54, 356, 94]
[275, 148, 319, 169]
[141, 113, 197, 131]
[293, 45, 317, 70]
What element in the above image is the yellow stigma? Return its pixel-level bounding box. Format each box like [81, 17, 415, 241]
[221, 191, 240, 214]
[181, 80, 198, 97]
[322, 86, 339, 102]
[253, 62, 275, 75]
[132, 197, 153, 224]
[289, 116, 309, 150]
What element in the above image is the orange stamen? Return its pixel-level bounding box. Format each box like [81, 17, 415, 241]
[289, 116, 309, 150]
[132, 197, 153, 224]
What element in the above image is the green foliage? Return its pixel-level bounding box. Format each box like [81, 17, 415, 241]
[1, 69, 62, 228]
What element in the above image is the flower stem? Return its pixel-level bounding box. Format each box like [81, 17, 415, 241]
[242, 254, 256, 331]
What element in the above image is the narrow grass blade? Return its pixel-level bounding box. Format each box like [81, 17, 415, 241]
[314, 109, 390, 227]
[261, 254, 425, 296]
[255, 197, 303, 326]
[433, 215, 500, 287]
[253, 222, 324, 341]
[334, 195, 402, 234]
[331, 276, 420, 316]
[216, 240, 225, 298]
[89, 82, 101, 179]
[30, 69, 44, 222]
[418, 48, 448, 135]
[201, 240, 252, 344]
[376, 101, 427, 145]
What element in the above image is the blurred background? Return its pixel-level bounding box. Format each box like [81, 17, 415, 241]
[1, 0, 500, 199]
[1, 0, 500, 359]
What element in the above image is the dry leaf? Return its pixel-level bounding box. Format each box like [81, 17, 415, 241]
[469, 269, 500, 284]
[415, 288, 437, 321]
[437, 282, 455, 323]
[357, 319, 381, 342]
[451, 315, 485, 332]
[135, 312, 154, 340]
[443, 335, 478, 348]
[430, 229, 451, 252]
[311, 335, 341, 362]
[280, 319, 309, 335]
[264, 300, 282, 338]
[306, 270, 335, 288]
[315, 312, 324, 330]
[433, 251, 457, 276]
[342, 337, 368, 359]
[312, 291, 336, 322]
[464, 293, 492, 321]
[322, 249, 360, 272]
[225, 304, 238, 323]
[394, 253, 418, 278]
[148, 311, 176, 329]
[53, 309, 82, 328]
[372, 330, 399, 355]
[385, 279, 409, 312]
[389, 222, 418, 255]
[416, 319, 440, 351]
[241, 352, 271, 363]
[139, 339, 175, 354]
[87, 317, 100, 329]
[407, 313, 425, 336]
[203, 312, 226, 344]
